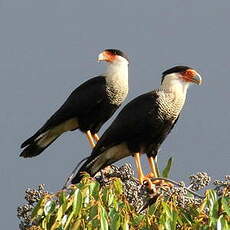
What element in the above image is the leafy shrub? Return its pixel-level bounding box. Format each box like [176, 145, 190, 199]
[17, 164, 230, 230]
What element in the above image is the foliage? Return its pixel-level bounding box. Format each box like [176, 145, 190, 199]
[17, 164, 230, 230]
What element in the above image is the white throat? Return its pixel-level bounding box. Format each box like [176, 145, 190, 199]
[160, 73, 190, 96]
[103, 57, 129, 105]
[104, 58, 129, 86]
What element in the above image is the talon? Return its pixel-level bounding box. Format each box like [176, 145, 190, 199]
[145, 172, 155, 178]
[151, 178, 174, 188]
[159, 180, 174, 188]
[139, 175, 155, 190]
[145, 180, 155, 191]
[145, 172, 174, 188]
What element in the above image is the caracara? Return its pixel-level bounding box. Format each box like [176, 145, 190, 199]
[20, 49, 129, 158]
[71, 66, 202, 185]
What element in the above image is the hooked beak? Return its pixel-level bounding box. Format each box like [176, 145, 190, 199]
[182, 69, 203, 85]
[97, 52, 107, 62]
[191, 73, 202, 85]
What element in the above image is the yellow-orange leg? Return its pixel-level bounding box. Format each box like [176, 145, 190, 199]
[147, 156, 173, 187]
[93, 133, 100, 142]
[85, 130, 96, 148]
[134, 152, 153, 189]
[148, 156, 159, 178]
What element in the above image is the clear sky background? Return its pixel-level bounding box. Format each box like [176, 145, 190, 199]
[1, 0, 229, 228]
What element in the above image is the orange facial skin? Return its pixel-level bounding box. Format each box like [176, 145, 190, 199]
[181, 69, 202, 85]
[101, 50, 117, 62]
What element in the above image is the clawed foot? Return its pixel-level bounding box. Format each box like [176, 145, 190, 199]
[140, 173, 173, 190]
[139, 175, 155, 190]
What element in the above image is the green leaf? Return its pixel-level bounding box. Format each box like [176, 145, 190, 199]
[59, 190, 67, 205]
[206, 190, 219, 220]
[113, 178, 123, 195]
[50, 220, 62, 230]
[56, 204, 65, 223]
[148, 201, 160, 215]
[162, 157, 173, 178]
[221, 197, 230, 216]
[109, 207, 117, 218]
[61, 215, 68, 226]
[100, 215, 108, 230]
[83, 187, 90, 205]
[42, 216, 48, 230]
[56, 191, 68, 221]
[162, 202, 172, 217]
[218, 215, 230, 230]
[217, 215, 225, 230]
[89, 205, 99, 220]
[209, 217, 217, 228]
[100, 206, 108, 230]
[89, 181, 100, 200]
[171, 209, 177, 230]
[108, 193, 115, 206]
[164, 215, 172, 230]
[31, 195, 46, 218]
[178, 207, 192, 225]
[44, 200, 56, 216]
[122, 216, 129, 230]
[101, 206, 108, 220]
[102, 188, 109, 205]
[71, 219, 81, 230]
[132, 215, 144, 226]
[207, 190, 217, 202]
[212, 199, 219, 219]
[72, 189, 82, 216]
[110, 213, 121, 230]
[63, 212, 74, 230]
[91, 218, 100, 228]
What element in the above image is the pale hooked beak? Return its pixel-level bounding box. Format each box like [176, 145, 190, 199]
[192, 73, 202, 85]
[97, 52, 106, 62]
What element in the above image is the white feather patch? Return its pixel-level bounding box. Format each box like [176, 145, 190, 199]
[91, 143, 130, 174]
[37, 118, 79, 147]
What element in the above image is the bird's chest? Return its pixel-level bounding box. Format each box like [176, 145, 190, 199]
[106, 80, 128, 105]
[157, 93, 184, 122]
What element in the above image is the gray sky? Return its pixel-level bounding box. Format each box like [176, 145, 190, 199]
[1, 0, 229, 228]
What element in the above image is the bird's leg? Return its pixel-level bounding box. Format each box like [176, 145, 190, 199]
[147, 156, 173, 187]
[85, 130, 96, 148]
[134, 152, 144, 182]
[148, 156, 159, 178]
[134, 152, 154, 190]
[93, 133, 100, 142]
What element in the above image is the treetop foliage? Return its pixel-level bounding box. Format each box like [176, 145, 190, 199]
[17, 162, 230, 230]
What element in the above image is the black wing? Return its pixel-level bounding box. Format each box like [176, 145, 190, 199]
[91, 91, 163, 156]
[21, 76, 106, 148]
[71, 90, 180, 183]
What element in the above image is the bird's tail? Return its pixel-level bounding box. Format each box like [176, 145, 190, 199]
[71, 143, 130, 184]
[20, 132, 60, 158]
[71, 154, 108, 184]
[20, 118, 79, 158]
[62, 156, 90, 188]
